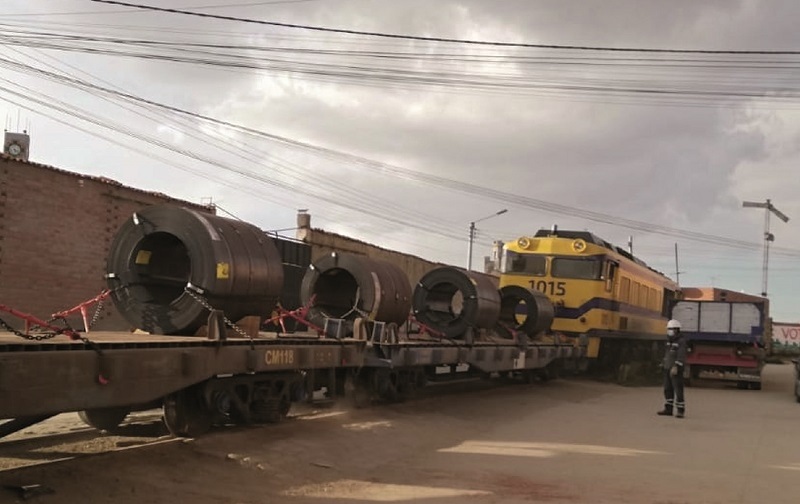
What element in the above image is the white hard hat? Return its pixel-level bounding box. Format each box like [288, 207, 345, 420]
[667, 319, 682, 330]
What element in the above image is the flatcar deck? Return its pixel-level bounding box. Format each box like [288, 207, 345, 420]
[0, 331, 354, 352]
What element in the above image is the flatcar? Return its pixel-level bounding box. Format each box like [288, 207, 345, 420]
[0, 206, 583, 439]
[498, 227, 679, 372]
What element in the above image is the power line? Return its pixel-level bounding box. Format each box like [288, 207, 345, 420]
[2, 34, 799, 259]
[3, 25, 800, 108]
[5, 29, 800, 109]
[0, 55, 490, 250]
[0, 1, 321, 18]
[89, 0, 800, 55]
[4, 54, 795, 257]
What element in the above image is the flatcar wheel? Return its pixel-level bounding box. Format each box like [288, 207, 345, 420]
[78, 406, 131, 432]
[163, 387, 212, 437]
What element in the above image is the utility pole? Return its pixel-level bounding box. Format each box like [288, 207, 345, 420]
[742, 199, 790, 297]
[674, 242, 682, 286]
[468, 209, 508, 271]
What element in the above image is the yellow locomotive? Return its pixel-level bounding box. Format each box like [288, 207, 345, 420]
[498, 228, 679, 365]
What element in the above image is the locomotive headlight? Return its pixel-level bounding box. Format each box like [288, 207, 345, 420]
[517, 237, 531, 249]
[572, 239, 587, 253]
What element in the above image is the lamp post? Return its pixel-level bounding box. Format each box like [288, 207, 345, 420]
[468, 209, 508, 271]
[742, 199, 789, 297]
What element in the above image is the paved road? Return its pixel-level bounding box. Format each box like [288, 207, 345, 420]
[1, 363, 798, 503]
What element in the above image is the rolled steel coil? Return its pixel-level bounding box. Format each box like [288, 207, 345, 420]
[300, 252, 412, 327]
[412, 267, 500, 338]
[497, 285, 554, 337]
[106, 205, 284, 334]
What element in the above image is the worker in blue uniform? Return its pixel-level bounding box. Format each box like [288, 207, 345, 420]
[657, 319, 687, 418]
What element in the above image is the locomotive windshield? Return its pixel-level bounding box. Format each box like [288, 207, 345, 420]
[551, 257, 602, 280]
[500, 250, 546, 276]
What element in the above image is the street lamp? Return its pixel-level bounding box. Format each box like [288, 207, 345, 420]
[468, 209, 508, 271]
[742, 199, 789, 297]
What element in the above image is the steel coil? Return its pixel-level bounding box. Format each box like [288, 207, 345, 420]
[497, 285, 554, 337]
[106, 205, 284, 334]
[412, 267, 500, 338]
[300, 252, 412, 327]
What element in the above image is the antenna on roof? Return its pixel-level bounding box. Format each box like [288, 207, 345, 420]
[674, 242, 687, 286]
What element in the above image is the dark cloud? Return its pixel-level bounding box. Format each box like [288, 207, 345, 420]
[2, 0, 799, 318]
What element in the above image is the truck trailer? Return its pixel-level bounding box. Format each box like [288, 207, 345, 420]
[670, 288, 767, 390]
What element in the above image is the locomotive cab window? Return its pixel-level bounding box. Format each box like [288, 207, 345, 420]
[551, 257, 602, 280]
[604, 260, 618, 292]
[500, 251, 547, 276]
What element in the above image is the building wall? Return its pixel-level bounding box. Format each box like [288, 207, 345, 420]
[295, 216, 499, 290]
[772, 322, 800, 356]
[0, 155, 493, 334]
[0, 155, 210, 331]
[296, 225, 442, 288]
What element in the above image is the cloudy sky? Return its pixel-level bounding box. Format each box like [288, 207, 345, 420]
[1, 0, 799, 321]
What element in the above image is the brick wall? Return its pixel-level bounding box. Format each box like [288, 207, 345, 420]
[0, 155, 490, 334]
[296, 226, 441, 288]
[0, 156, 210, 331]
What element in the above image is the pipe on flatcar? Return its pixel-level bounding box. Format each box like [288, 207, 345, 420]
[411, 267, 500, 338]
[497, 285, 554, 338]
[300, 252, 412, 329]
[106, 205, 284, 335]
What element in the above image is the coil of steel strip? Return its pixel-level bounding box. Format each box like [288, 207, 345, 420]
[497, 285, 555, 338]
[412, 267, 500, 338]
[106, 205, 284, 334]
[300, 252, 412, 328]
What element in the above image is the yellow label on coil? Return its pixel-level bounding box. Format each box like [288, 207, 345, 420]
[135, 250, 152, 265]
[216, 262, 230, 279]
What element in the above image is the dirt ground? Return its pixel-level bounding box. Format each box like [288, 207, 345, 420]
[2, 363, 800, 504]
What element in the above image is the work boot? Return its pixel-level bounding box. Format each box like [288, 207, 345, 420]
[656, 408, 673, 416]
[676, 410, 685, 419]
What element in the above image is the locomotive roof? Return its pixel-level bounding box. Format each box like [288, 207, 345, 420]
[532, 229, 665, 276]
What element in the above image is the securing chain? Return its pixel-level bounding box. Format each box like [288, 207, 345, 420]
[0, 316, 63, 341]
[88, 296, 105, 330]
[183, 285, 254, 345]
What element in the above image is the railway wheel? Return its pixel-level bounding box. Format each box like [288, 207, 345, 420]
[78, 406, 131, 432]
[163, 386, 212, 437]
